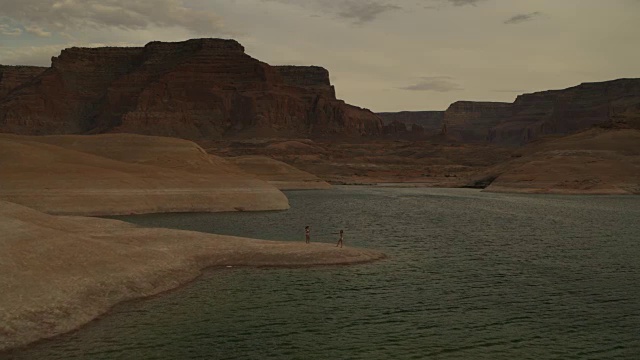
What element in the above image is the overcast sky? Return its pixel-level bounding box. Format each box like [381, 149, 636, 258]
[0, 0, 638, 111]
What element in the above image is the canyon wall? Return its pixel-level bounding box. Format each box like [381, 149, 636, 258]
[378, 111, 444, 133]
[443, 101, 512, 142]
[0, 65, 47, 99]
[489, 78, 640, 145]
[0, 39, 383, 139]
[396, 78, 640, 146]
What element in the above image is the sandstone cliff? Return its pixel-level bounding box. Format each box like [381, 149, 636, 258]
[0, 39, 383, 139]
[0, 65, 47, 99]
[443, 101, 512, 142]
[399, 79, 640, 146]
[0, 133, 290, 215]
[378, 111, 444, 135]
[274, 65, 336, 98]
[488, 79, 640, 145]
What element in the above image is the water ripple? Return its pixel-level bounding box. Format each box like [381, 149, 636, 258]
[7, 188, 640, 360]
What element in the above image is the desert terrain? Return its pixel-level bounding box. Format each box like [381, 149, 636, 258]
[0, 133, 289, 215]
[480, 128, 640, 194]
[0, 200, 384, 351]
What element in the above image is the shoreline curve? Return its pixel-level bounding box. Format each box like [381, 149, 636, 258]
[0, 201, 385, 352]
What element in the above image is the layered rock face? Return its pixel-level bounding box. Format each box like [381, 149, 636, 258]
[0, 65, 47, 99]
[443, 101, 512, 142]
[0, 39, 383, 139]
[397, 79, 640, 146]
[378, 111, 444, 134]
[274, 65, 336, 98]
[488, 78, 640, 145]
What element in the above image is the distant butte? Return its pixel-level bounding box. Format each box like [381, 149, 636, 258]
[378, 78, 640, 145]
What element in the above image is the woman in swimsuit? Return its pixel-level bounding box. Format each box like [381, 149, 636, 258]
[305, 226, 310, 244]
[336, 230, 344, 248]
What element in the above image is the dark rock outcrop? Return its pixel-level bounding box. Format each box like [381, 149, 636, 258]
[378, 111, 444, 135]
[0, 65, 47, 99]
[274, 65, 336, 98]
[443, 101, 512, 142]
[0, 39, 383, 139]
[382, 120, 408, 134]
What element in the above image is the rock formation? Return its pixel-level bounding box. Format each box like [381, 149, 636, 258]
[489, 78, 640, 145]
[377, 111, 444, 135]
[0, 65, 46, 99]
[274, 65, 336, 98]
[0, 39, 383, 139]
[0, 133, 290, 215]
[443, 101, 512, 142]
[391, 79, 640, 146]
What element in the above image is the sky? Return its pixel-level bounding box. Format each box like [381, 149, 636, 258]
[0, 0, 638, 112]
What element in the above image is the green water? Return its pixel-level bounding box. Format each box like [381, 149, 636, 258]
[7, 188, 640, 359]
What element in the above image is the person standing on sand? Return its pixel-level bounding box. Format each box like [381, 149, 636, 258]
[336, 230, 344, 248]
[305, 225, 311, 244]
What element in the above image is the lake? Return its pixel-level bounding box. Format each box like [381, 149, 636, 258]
[8, 187, 640, 359]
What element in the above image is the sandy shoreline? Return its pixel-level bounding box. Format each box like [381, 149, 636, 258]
[0, 201, 385, 352]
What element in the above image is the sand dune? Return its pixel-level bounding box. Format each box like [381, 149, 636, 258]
[0, 200, 385, 351]
[227, 155, 332, 190]
[482, 129, 640, 194]
[0, 134, 289, 215]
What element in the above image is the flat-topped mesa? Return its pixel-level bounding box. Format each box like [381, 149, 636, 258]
[146, 38, 245, 53]
[489, 78, 640, 145]
[443, 101, 512, 142]
[0, 65, 47, 99]
[274, 66, 336, 98]
[0, 38, 383, 139]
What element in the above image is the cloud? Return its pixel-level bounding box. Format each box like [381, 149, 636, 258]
[492, 89, 526, 93]
[0, 0, 226, 36]
[0, 41, 139, 66]
[422, 0, 487, 11]
[264, 0, 401, 24]
[504, 12, 542, 25]
[24, 25, 52, 37]
[399, 76, 463, 92]
[336, 2, 401, 24]
[447, 0, 487, 6]
[0, 44, 71, 66]
[0, 24, 22, 36]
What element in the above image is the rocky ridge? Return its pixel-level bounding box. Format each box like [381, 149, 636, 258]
[0, 39, 383, 139]
[380, 79, 640, 145]
[378, 111, 444, 134]
[489, 78, 640, 145]
[443, 101, 512, 142]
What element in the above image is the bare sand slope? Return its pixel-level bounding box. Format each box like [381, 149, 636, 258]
[0, 134, 289, 215]
[483, 129, 640, 194]
[0, 200, 385, 351]
[227, 155, 332, 190]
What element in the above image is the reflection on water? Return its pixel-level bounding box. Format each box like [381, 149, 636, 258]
[8, 187, 640, 359]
